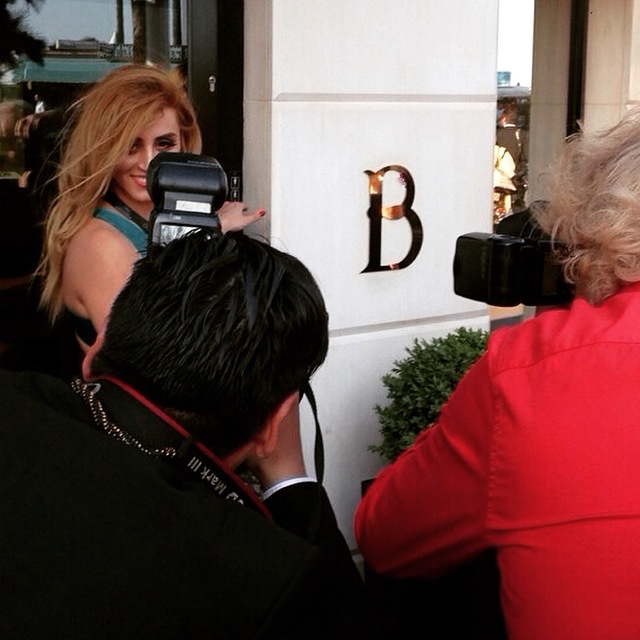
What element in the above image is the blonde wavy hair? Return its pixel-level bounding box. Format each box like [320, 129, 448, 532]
[535, 107, 640, 305]
[39, 63, 202, 321]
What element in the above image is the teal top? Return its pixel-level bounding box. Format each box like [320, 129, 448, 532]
[93, 206, 147, 255]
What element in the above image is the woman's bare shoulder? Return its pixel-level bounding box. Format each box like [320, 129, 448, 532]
[66, 215, 138, 265]
[61, 216, 138, 327]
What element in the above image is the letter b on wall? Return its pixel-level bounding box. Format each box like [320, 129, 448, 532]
[362, 165, 423, 273]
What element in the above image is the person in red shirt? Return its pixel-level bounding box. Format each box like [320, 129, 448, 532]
[355, 106, 640, 640]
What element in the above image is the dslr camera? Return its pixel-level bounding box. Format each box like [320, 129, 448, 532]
[147, 152, 228, 252]
[453, 205, 573, 307]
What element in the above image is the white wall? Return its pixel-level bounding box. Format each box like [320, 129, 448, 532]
[244, 0, 498, 550]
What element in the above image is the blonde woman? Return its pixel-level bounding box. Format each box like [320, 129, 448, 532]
[40, 64, 262, 351]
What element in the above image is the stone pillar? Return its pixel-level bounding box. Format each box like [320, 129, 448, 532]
[582, 0, 633, 130]
[244, 0, 498, 550]
[528, 0, 572, 202]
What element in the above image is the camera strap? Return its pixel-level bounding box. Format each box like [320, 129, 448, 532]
[71, 376, 272, 520]
[103, 191, 149, 232]
[301, 381, 324, 486]
[72, 377, 327, 518]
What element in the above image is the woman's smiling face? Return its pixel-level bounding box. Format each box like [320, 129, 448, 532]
[110, 107, 182, 218]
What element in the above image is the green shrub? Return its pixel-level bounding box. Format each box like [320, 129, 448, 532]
[371, 326, 489, 462]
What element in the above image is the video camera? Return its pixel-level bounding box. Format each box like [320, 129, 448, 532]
[147, 152, 228, 252]
[452, 205, 574, 307]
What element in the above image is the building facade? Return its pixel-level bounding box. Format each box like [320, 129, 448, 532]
[2, 0, 638, 559]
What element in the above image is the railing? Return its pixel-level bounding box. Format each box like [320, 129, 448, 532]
[51, 41, 187, 64]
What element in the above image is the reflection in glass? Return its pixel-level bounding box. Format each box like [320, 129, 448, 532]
[494, 88, 530, 226]
[0, 0, 187, 241]
[494, 0, 533, 227]
[0, 0, 186, 372]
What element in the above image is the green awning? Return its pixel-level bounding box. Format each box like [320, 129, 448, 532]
[12, 58, 126, 84]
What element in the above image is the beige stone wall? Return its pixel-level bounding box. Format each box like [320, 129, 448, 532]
[244, 0, 498, 549]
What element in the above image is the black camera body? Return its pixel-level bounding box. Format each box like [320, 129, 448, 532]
[452, 207, 573, 307]
[147, 152, 228, 250]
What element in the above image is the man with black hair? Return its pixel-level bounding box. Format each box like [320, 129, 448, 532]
[0, 229, 371, 639]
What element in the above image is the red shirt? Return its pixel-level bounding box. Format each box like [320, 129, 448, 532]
[355, 282, 640, 639]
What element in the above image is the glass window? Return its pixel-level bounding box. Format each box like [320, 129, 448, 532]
[0, 1, 189, 375]
[0, 0, 185, 278]
[494, 0, 534, 227]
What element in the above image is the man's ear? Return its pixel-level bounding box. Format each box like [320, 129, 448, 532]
[252, 391, 298, 458]
[81, 329, 105, 380]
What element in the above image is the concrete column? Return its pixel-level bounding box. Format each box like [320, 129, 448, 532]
[528, 0, 572, 202]
[582, 0, 633, 130]
[244, 0, 498, 549]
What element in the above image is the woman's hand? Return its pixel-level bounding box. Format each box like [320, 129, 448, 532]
[217, 201, 265, 233]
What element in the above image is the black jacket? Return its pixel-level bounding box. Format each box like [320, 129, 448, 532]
[0, 370, 373, 639]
